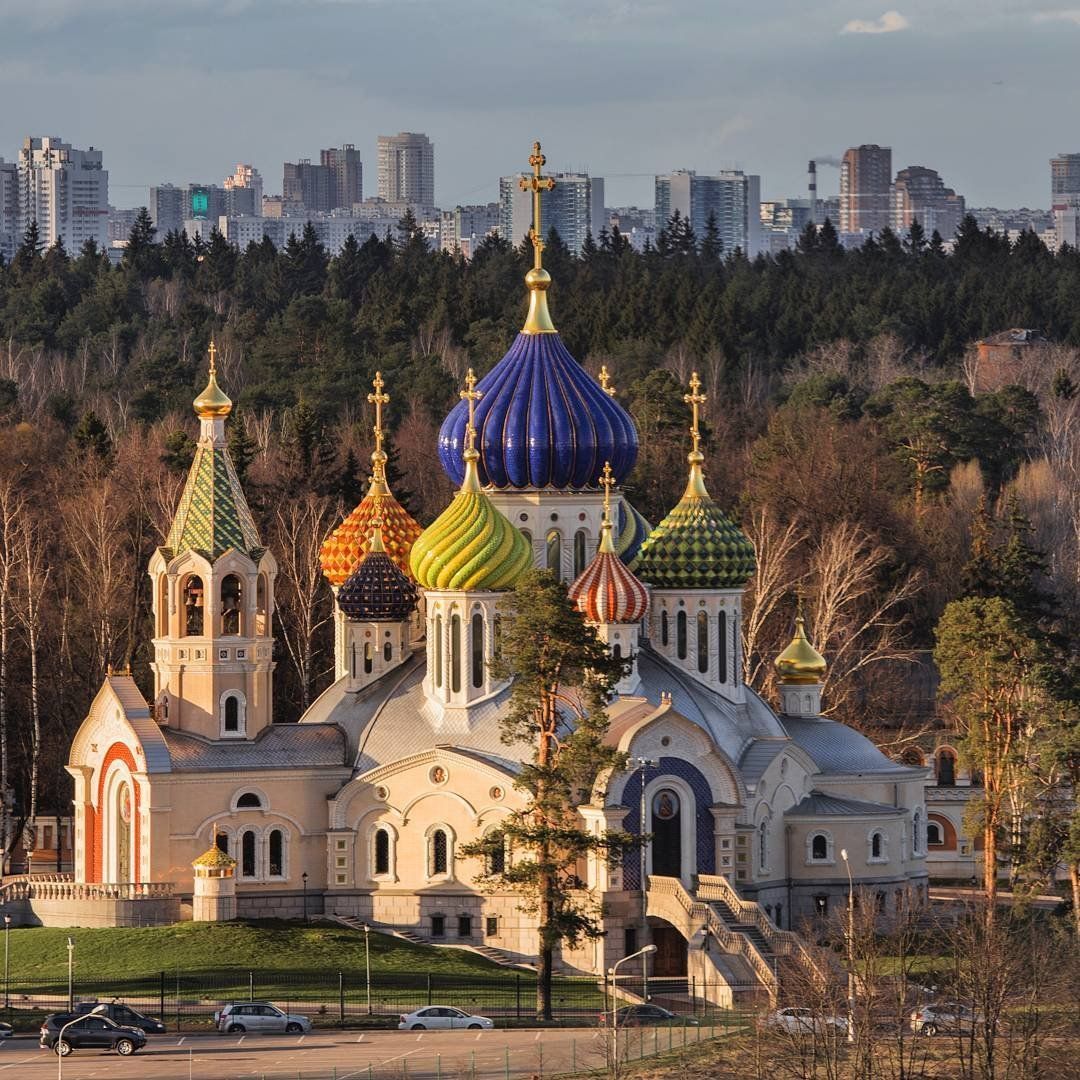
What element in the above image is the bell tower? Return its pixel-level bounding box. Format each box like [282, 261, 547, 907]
[148, 342, 277, 741]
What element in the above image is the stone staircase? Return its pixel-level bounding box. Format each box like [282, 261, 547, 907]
[330, 915, 534, 970]
[706, 896, 777, 967]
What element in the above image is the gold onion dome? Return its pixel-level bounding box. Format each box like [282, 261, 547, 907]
[194, 340, 233, 418]
[631, 373, 755, 590]
[410, 371, 532, 591]
[775, 607, 827, 684]
[319, 372, 423, 585]
[193, 843, 236, 870]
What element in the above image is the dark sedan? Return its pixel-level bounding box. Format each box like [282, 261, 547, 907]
[611, 1004, 698, 1027]
[40, 1013, 147, 1056]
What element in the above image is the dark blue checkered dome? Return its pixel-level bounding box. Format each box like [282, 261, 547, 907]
[337, 550, 418, 622]
[438, 333, 639, 490]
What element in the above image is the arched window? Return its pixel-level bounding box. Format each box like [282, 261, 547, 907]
[676, 611, 687, 660]
[573, 530, 587, 576]
[696, 611, 708, 674]
[926, 821, 943, 846]
[660, 611, 669, 647]
[256, 574, 269, 636]
[810, 833, 829, 861]
[221, 574, 242, 635]
[157, 576, 168, 637]
[374, 828, 390, 876]
[183, 576, 204, 636]
[434, 614, 443, 688]
[758, 819, 769, 872]
[240, 830, 257, 878]
[613, 643, 622, 660]
[485, 831, 505, 875]
[430, 829, 449, 876]
[363, 642, 373, 675]
[223, 694, 243, 734]
[912, 810, 922, 855]
[471, 612, 484, 688]
[267, 829, 284, 878]
[869, 830, 885, 861]
[383, 640, 392, 662]
[717, 613, 728, 683]
[545, 530, 561, 575]
[236, 791, 262, 809]
[215, 832, 229, 854]
[936, 749, 956, 786]
[520, 529, 532, 549]
[450, 614, 462, 693]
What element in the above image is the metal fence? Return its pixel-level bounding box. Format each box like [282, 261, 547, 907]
[0, 970, 761, 1033]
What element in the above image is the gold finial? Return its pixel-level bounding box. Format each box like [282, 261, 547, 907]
[682, 371, 709, 499]
[519, 141, 557, 334]
[194, 339, 233, 420]
[367, 370, 390, 486]
[368, 511, 386, 554]
[599, 366, 617, 396]
[459, 369, 484, 492]
[598, 461, 617, 554]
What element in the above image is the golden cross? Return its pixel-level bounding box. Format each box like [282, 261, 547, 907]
[518, 141, 556, 271]
[368, 371, 389, 456]
[684, 371, 707, 455]
[207, 340, 217, 374]
[599, 366, 617, 397]
[599, 460, 615, 525]
[461, 368, 483, 452]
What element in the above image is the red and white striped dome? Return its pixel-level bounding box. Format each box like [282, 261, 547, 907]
[569, 541, 649, 625]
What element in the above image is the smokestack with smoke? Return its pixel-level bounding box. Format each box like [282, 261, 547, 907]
[808, 160, 818, 225]
[814, 156, 842, 168]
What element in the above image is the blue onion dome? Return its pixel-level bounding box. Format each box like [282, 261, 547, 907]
[337, 525, 419, 622]
[615, 498, 651, 565]
[437, 334, 639, 489]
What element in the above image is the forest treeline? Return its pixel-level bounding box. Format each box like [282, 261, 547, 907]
[0, 210, 1077, 842]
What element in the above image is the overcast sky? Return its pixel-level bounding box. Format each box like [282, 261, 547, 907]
[0, 0, 1074, 210]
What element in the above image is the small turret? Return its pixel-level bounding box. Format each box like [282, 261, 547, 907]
[775, 599, 827, 717]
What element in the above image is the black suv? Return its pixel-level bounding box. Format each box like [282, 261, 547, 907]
[74, 1000, 167, 1034]
[40, 1012, 147, 1056]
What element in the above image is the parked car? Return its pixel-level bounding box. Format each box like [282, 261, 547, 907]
[764, 1007, 849, 1036]
[610, 1005, 698, 1027]
[74, 1000, 167, 1034]
[214, 1002, 312, 1034]
[910, 1002, 982, 1036]
[398, 1007, 494, 1030]
[0, 1022, 10, 1039]
[39, 1012, 147, 1056]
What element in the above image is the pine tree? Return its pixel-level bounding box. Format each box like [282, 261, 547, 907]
[161, 431, 197, 474]
[123, 207, 162, 279]
[73, 411, 112, 461]
[227, 412, 258, 485]
[700, 212, 723, 263]
[460, 570, 631, 1019]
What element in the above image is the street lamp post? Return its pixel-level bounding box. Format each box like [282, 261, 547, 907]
[56, 1013, 84, 1080]
[66, 937, 74, 1012]
[632, 757, 658, 1005]
[4, 914, 10, 1011]
[608, 944, 656, 1079]
[839, 849, 855, 1045]
[363, 923, 372, 1015]
[301, 872, 308, 924]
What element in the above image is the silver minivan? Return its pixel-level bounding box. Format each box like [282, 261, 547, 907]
[215, 1002, 312, 1034]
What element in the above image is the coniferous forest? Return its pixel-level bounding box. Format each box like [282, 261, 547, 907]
[0, 210, 1077, 893]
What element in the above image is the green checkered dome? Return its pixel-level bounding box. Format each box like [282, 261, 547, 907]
[631, 453, 755, 590]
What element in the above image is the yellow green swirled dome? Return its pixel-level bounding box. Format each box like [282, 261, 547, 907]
[410, 469, 531, 591]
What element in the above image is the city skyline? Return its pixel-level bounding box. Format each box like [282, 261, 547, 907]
[0, 1, 1076, 211]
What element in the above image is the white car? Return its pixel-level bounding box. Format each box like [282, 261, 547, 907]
[215, 1002, 312, 1034]
[765, 1007, 849, 1036]
[910, 1002, 982, 1036]
[398, 1007, 494, 1030]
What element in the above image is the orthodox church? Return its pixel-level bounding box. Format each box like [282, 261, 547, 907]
[63, 144, 928, 992]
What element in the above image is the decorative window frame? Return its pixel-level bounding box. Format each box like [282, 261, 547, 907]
[230, 786, 267, 812]
[237, 827, 260, 879]
[867, 828, 888, 864]
[220, 689, 248, 739]
[370, 822, 398, 883]
[264, 825, 289, 882]
[757, 813, 771, 875]
[425, 823, 456, 882]
[925, 820, 944, 847]
[806, 829, 835, 866]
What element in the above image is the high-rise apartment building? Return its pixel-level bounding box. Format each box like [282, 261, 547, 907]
[377, 133, 434, 207]
[149, 184, 184, 237]
[321, 145, 363, 209]
[890, 166, 965, 238]
[499, 172, 605, 256]
[17, 136, 109, 252]
[1051, 153, 1080, 211]
[654, 169, 762, 256]
[440, 203, 500, 256]
[283, 160, 332, 213]
[0, 159, 17, 262]
[839, 145, 892, 235]
[223, 164, 263, 217]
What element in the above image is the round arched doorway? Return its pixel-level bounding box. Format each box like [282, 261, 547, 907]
[651, 789, 682, 878]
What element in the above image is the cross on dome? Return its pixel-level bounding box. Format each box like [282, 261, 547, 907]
[193, 339, 233, 420]
[460, 368, 483, 454]
[599, 366, 617, 397]
[207, 339, 218, 373]
[519, 141, 556, 271]
[367, 371, 390, 482]
[684, 371, 706, 457]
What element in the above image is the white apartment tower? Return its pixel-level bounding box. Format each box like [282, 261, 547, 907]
[654, 169, 762, 256]
[0, 159, 17, 262]
[376, 133, 435, 207]
[17, 137, 108, 252]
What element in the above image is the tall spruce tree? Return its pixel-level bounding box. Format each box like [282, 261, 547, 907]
[460, 569, 632, 1019]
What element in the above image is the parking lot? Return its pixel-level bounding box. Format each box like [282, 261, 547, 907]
[0, 1023, 725, 1079]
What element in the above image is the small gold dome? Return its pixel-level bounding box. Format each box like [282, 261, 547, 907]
[194, 369, 233, 419]
[775, 613, 827, 684]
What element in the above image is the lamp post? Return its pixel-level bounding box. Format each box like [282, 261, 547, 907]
[66, 937, 74, 1012]
[301, 872, 308, 924]
[631, 756, 658, 1005]
[3, 914, 10, 1011]
[56, 1013, 84, 1080]
[363, 923, 372, 1015]
[609, 944, 656, 1079]
[839, 849, 855, 1045]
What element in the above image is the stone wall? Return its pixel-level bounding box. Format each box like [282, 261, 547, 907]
[6, 896, 180, 928]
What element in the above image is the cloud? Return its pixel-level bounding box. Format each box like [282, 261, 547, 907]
[1033, 9, 1080, 24]
[841, 10, 910, 34]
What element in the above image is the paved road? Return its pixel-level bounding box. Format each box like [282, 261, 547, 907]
[0, 1024, 720, 1079]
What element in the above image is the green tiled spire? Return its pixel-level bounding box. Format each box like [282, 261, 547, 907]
[165, 443, 262, 561]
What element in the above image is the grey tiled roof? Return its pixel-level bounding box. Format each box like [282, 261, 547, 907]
[780, 716, 920, 776]
[786, 791, 904, 818]
[106, 675, 172, 774]
[163, 724, 348, 771]
[738, 739, 788, 782]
